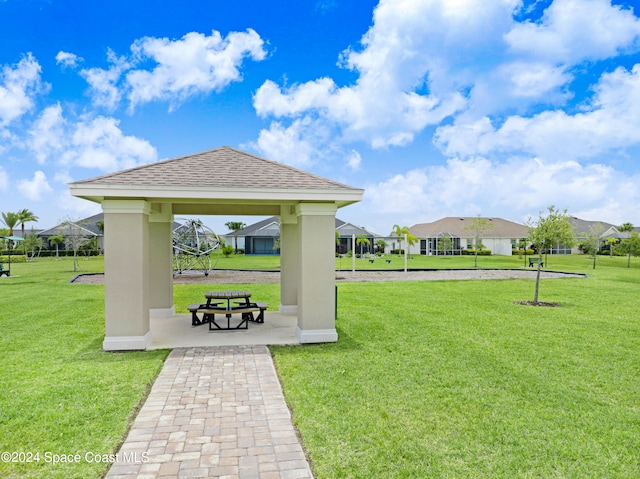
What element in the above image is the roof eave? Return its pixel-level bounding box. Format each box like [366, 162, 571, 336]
[69, 183, 364, 207]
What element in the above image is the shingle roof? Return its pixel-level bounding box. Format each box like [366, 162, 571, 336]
[410, 217, 528, 238]
[227, 216, 377, 237]
[568, 217, 615, 235]
[72, 146, 355, 191]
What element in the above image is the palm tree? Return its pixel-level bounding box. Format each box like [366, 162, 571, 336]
[49, 234, 65, 260]
[225, 221, 246, 254]
[390, 224, 417, 255]
[355, 234, 371, 257]
[17, 209, 38, 255]
[1, 211, 20, 236]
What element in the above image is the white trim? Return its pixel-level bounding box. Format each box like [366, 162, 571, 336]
[71, 184, 363, 204]
[150, 306, 175, 319]
[103, 331, 152, 351]
[296, 327, 338, 343]
[279, 304, 298, 316]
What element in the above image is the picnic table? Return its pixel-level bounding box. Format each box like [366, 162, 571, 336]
[188, 291, 267, 330]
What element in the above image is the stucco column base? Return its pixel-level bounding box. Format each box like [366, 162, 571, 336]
[103, 331, 152, 351]
[296, 326, 338, 343]
[150, 306, 176, 319]
[279, 304, 298, 315]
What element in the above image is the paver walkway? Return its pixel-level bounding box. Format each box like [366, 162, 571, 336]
[106, 346, 313, 479]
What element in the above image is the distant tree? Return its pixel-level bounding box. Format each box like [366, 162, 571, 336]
[23, 233, 44, 260]
[620, 232, 640, 268]
[17, 209, 38, 256]
[1, 211, 20, 236]
[49, 234, 65, 260]
[61, 220, 93, 272]
[375, 239, 387, 254]
[619, 222, 634, 233]
[390, 224, 417, 254]
[437, 234, 453, 254]
[526, 206, 575, 304]
[225, 221, 246, 254]
[581, 222, 606, 269]
[464, 214, 495, 267]
[355, 234, 371, 257]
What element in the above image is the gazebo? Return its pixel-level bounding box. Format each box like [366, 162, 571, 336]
[69, 146, 364, 351]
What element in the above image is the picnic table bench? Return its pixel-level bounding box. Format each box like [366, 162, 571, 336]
[528, 257, 543, 267]
[0, 264, 9, 277]
[187, 291, 268, 330]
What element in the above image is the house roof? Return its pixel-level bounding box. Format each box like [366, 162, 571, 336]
[69, 146, 364, 214]
[228, 217, 281, 237]
[335, 219, 377, 237]
[568, 217, 616, 235]
[227, 216, 377, 237]
[38, 213, 104, 236]
[410, 217, 528, 238]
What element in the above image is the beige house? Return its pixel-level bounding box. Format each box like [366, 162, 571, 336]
[69, 146, 363, 351]
[409, 217, 529, 256]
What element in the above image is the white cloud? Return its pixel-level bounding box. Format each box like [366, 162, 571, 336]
[74, 29, 267, 111]
[56, 190, 102, 218]
[252, 119, 317, 167]
[126, 29, 266, 110]
[69, 116, 157, 171]
[17, 170, 53, 200]
[253, 0, 528, 161]
[346, 149, 362, 171]
[506, 0, 640, 63]
[80, 49, 130, 110]
[27, 105, 157, 172]
[436, 63, 640, 160]
[0, 53, 45, 126]
[0, 165, 8, 191]
[28, 103, 66, 164]
[357, 155, 639, 234]
[55, 51, 82, 68]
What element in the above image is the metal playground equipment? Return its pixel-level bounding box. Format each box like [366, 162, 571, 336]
[172, 219, 221, 276]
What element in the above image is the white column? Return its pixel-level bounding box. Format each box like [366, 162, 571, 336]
[149, 203, 175, 318]
[279, 206, 299, 315]
[296, 203, 338, 343]
[102, 200, 151, 351]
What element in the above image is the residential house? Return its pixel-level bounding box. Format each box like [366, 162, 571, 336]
[568, 217, 616, 254]
[224, 217, 378, 255]
[38, 213, 104, 252]
[409, 217, 529, 256]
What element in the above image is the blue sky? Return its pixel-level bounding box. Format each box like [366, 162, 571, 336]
[1, 0, 640, 235]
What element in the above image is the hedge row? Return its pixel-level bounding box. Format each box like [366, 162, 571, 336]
[0, 250, 101, 258]
[461, 249, 491, 256]
[0, 255, 27, 263]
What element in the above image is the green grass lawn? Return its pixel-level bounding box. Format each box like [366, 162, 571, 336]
[273, 255, 640, 478]
[0, 258, 168, 479]
[1, 254, 638, 478]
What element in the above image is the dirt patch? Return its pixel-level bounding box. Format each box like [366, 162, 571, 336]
[72, 269, 583, 284]
[514, 301, 560, 307]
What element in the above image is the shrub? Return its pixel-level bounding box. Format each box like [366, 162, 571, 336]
[0, 254, 27, 263]
[462, 249, 491, 256]
[221, 245, 234, 257]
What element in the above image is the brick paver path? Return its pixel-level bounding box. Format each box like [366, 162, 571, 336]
[106, 346, 313, 479]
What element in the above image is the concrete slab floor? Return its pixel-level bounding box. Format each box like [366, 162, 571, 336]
[149, 313, 299, 350]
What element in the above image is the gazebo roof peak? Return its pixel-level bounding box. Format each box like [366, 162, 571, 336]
[71, 146, 357, 191]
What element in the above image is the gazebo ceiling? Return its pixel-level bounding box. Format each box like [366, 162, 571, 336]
[69, 146, 364, 215]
